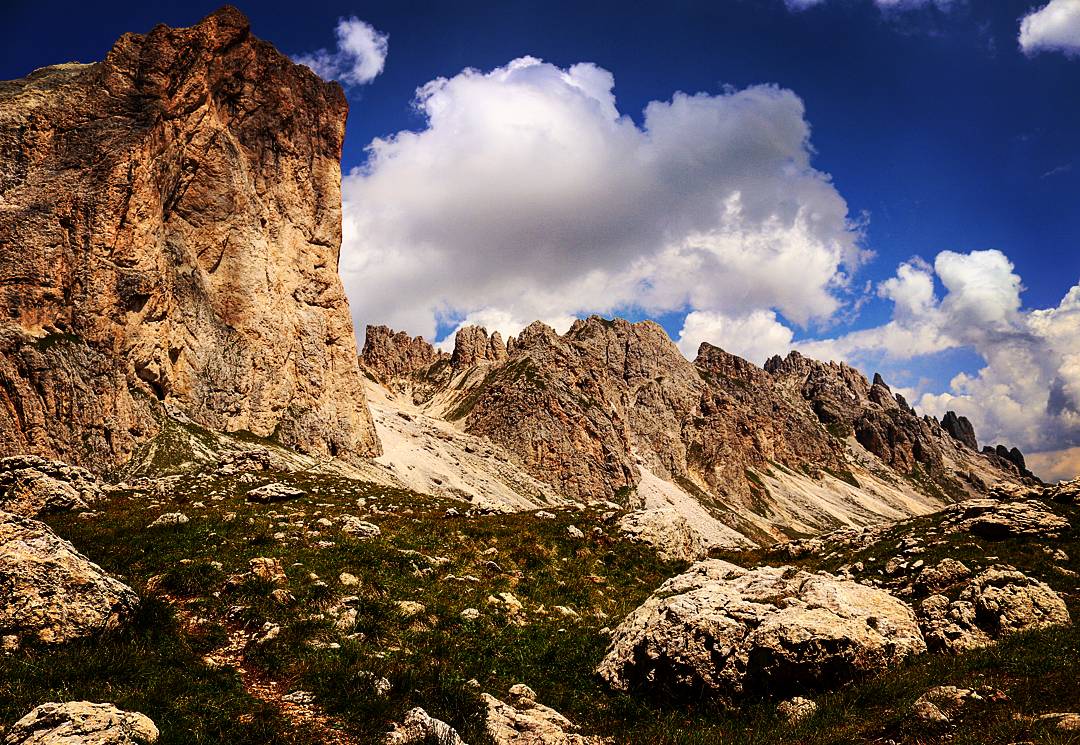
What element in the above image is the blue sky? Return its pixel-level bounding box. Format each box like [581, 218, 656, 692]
[4, 0, 1080, 476]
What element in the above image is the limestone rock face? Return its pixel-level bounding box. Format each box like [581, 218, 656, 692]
[451, 325, 508, 368]
[596, 560, 926, 701]
[383, 707, 466, 745]
[5, 702, 159, 745]
[0, 7, 379, 469]
[0, 512, 139, 645]
[362, 326, 448, 381]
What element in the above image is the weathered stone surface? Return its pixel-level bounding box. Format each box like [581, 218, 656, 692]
[383, 707, 466, 745]
[941, 411, 977, 450]
[146, 512, 188, 529]
[4, 702, 158, 745]
[0, 456, 101, 517]
[0, 7, 379, 469]
[340, 515, 381, 539]
[617, 509, 707, 563]
[942, 499, 1070, 539]
[912, 686, 986, 726]
[483, 684, 604, 744]
[0, 512, 139, 645]
[915, 559, 971, 594]
[248, 557, 287, 585]
[919, 566, 1070, 653]
[451, 326, 508, 368]
[597, 560, 926, 701]
[776, 697, 818, 724]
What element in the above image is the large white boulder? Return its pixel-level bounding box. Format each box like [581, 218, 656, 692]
[597, 560, 926, 701]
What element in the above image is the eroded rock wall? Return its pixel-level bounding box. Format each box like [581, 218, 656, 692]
[0, 7, 380, 468]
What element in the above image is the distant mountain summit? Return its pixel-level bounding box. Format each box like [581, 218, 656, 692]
[0, 7, 379, 468]
[363, 316, 1035, 545]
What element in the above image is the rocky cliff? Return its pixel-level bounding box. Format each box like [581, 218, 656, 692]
[0, 7, 380, 469]
[363, 316, 1033, 543]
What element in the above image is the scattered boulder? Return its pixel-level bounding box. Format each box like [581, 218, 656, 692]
[248, 557, 287, 585]
[4, 701, 158, 744]
[245, 483, 306, 504]
[146, 513, 188, 529]
[617, 509, 708, 563]
[776, 697, 817, 724]
[340, 516, 381, 539]
[920, 566, 1070, 653]
[597, 560, 926, 701]
[0, 456, 102, 518]
[483, 684, 604, 744]
[1036, 712, 1080, 732]
[394, 600, 426, 618]
[915, 559, 971, 594]
[912, 686, 987, 727]
[383, 707, 466, 745]
[965, 566, 1070, 636]
[942, 499, 1069, 539]
[0, 512, 139, 645]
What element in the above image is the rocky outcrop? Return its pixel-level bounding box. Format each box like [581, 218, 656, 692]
[483, 684, 603, 744]
[942, 411, 977, 450]
[919, 566, 1070, 653]
[617, 509, 707, 563]
[941, 499, 1070, 539]
[5, 702, 159, 745]
[0, 7, 379, 469]
[0, 512, 139, 645]
[362, 326, 447, 381]
[597, 560, 926, 701]
[451, 326, 508, 368]
[383, 708, 466, 745]
[0, 456, 101, 517]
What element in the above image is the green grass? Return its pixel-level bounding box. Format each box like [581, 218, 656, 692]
[2, 468, 1078, 743]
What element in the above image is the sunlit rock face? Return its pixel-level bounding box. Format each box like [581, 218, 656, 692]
[0, 7, 380, 469]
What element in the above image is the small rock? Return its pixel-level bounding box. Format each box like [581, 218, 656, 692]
[395, 600, 426, 618]
[146, 512, 189, 529]
[249, 557, 287, 585]
[340, 516, 381, 539]
[777, 696, 817, 724]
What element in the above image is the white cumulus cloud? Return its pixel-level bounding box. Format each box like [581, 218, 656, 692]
[341, 56, 864, 346]
[1020, 0, 1080, 57]
[295, 17, 389, 86]
[677, 310, 795, 365]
